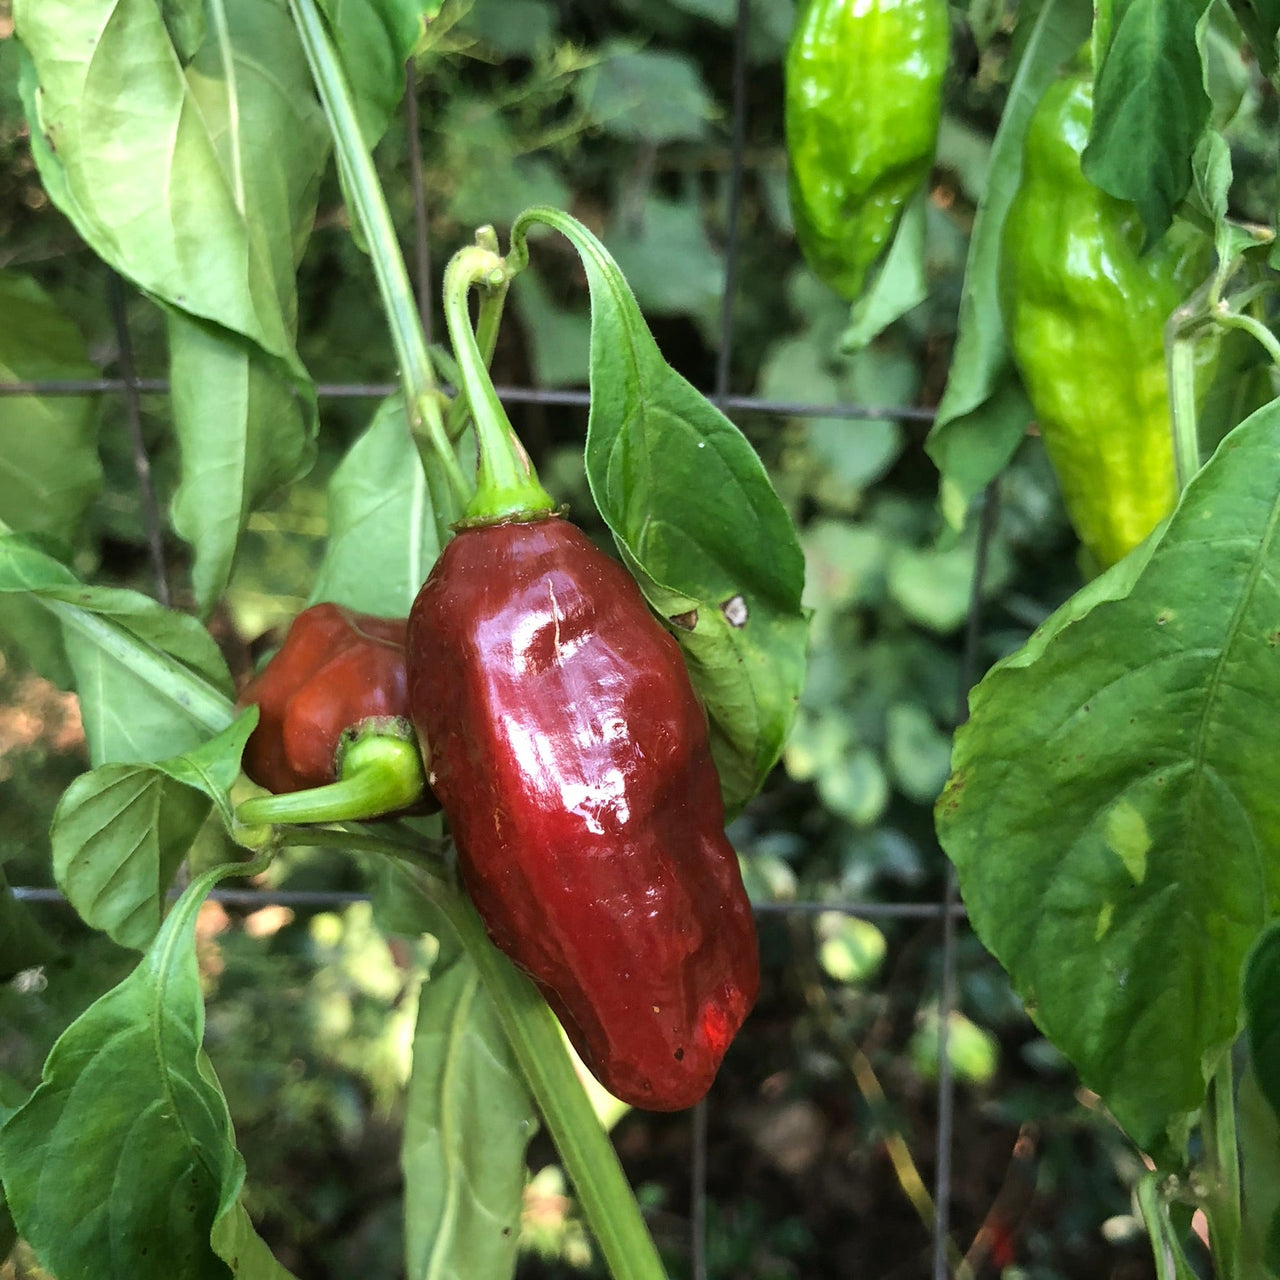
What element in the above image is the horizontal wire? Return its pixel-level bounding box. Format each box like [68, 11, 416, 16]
[9, 883, 965, 918]
[0, 377, 937, 424]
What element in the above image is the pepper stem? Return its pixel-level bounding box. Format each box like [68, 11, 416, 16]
[443, 231, 556, 525]
[235, 728, 426, 826]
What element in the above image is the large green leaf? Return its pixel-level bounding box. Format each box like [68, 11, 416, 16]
[0, 272, 101, 543]
[319, 0, 428, 145]
[509, 206, 809, 814]
[51, 713, 257, 950]
[13, 0, 313, 374]
[403, 933, 535, 1280]
[937, 401, 1280, 1154]
[0, 860, 296, 1280]
[370, 860, 536, 1280]
[14, 0, 328, 612]
[310, 397, 443, 615]
[1226, 0, 1280, 74]
[574, 43, 715, 143]
[1082, 0, 1211, 245]
[924, 0, 1090, 523]
[0, 535, 234, 763]
[165, 0, 329, 611]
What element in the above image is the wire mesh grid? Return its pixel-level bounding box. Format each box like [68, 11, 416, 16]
[0, 2, 1003, 1275]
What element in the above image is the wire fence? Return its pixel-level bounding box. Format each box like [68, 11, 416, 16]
[0, 2, 1003, 1276]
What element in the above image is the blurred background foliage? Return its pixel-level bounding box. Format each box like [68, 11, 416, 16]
[3, 0, 1272, 1274]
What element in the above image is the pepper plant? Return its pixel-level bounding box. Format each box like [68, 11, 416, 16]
[7, 0, 1280, 1278]
[0, 2, 808, 1279]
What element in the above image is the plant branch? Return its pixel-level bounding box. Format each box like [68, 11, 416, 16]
[1201, 1054, 1242, 1278]
[288, 0, 468, 531]
[393, 859, 669, 1280]
[1213, 307, 1280, 371]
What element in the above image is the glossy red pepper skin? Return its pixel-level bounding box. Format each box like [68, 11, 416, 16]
[240, 603, 412, 794]
[406, 517, 759, 1110]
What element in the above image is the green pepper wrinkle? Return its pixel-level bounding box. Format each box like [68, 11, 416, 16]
[785, 0, 950, 300]
[1001, 71, 1215, 569]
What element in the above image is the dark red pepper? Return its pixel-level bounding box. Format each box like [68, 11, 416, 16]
[406, 515, 759, 1110]
[240, 602, 412, 794]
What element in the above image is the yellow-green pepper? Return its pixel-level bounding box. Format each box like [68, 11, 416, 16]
[1001, 71, 1214, 570]
[784, 0, 950, 300]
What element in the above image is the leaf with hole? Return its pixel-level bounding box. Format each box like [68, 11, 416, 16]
[509, 207, 808, 815]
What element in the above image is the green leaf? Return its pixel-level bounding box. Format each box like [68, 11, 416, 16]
[815, 912, 886, 984]
[575, 43, 715, 143]
[605, 194, 725, 332]
[1246, 921, 1280, 1120]
[403, 934, 536, 1280]
[1238, 1065, 1280, 1278]
[51, 712, 257, 951]
[1082, 0, 1212, 245]
[510, 207, 809, 814]
[1225, 0, 1280, 75]
[0, 535, 235, 763]
[310, 397, 443, 616]
[841, 188, 929, 353]
[509, 271, 592, 387]
[13, 1, 316, 379]
[924, 0, 1089, 519]
[368, 860, 538, 1280]
[0, 859, 294, 1280]
[0, 272, 102, 543]
[0, 864, 59, 981]
[15, 0, 329, 612]
[166, 0, 328, 610]
[885, 702, 952, 804]
[319, 0, 427, 146]
[160, 0, 206, 61]
[909, 1009, 999, 1085]
[758, 338, 904, 496]
[937, 400, 1280, 1153]
[170, 318, 318, 615]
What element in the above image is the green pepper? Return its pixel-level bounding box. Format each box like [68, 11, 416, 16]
[1001, 71, 1215, 570]
[784, 0, 950, 300]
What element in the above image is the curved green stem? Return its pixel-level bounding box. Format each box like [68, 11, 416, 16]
[445, 274, 511, 443]
[443, 237, 555, 524]
[1136, 1175, 1198, 1280]
[236, 733, 426, 826]
[1214, 308, 1280, 371]
[1166, 322, 1204, 494]
[272, 824, 448, 863]
[288, 0, 468, 531]
[411, 867, 668, 1280]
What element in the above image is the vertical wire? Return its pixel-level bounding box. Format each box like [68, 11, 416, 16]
[933, 480, 1001, 1279]
[713, 0, 751, 404]
[694, 4, 752, 1277]
[107, 272, 170, 607]
[404, 60, 433, 345]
